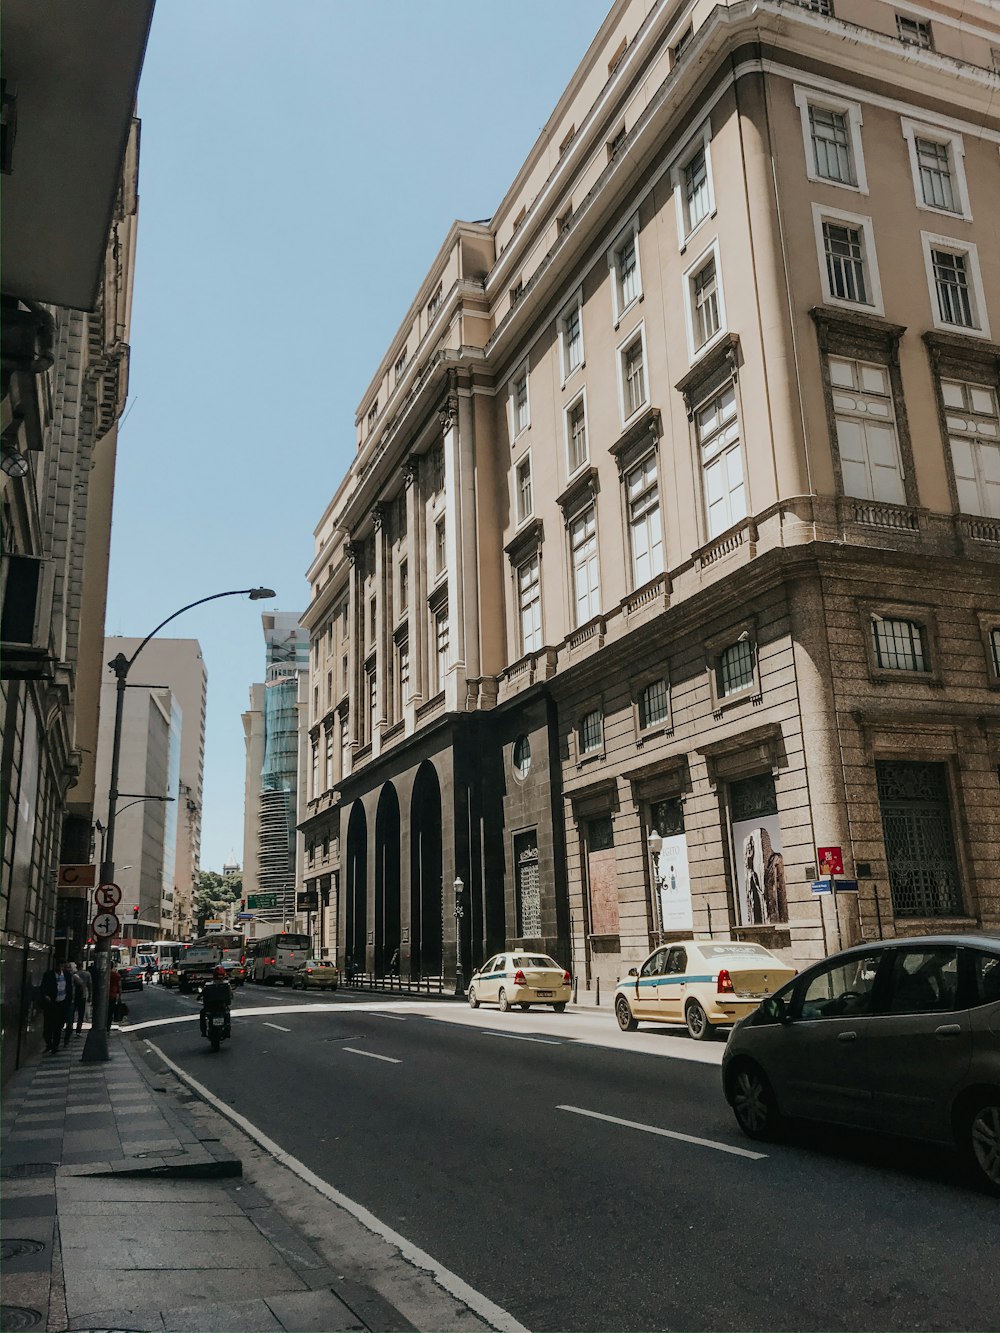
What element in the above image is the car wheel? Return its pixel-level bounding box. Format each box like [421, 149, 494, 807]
[963, 1094, 1000, 1195]
[520, 1003, 531, 1011]
[685, 999, 713, 1041]
[467, 986, 480, 1009]
[331, 981, 338, 991]
[727, 1059, 781, 1141]
[553, 1002, 567, 1013]
[498, 988, 511, 1013]
[615, 995, 638, 1032]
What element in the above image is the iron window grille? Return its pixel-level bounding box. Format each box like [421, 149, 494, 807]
[623, 336, 647, 417]
[809, 105, 855, 185]
[897, 15, 932, 48]
[580, 709, 603, 754]
[932, 249, 974, 327]
[790, 0, 833, 11]
[872, 617, 927, 672]
[876, 760, 962, 917]
[915, 138, 956, 212]
[718, 639, 755, 695]
[639, 679, 669, 729]
[823, 221, 868, 303]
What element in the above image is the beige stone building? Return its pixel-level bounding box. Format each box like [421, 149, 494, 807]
[301, 0, 1000, 990]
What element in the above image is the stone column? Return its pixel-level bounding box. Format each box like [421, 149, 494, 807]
[405, 457, 426, 712]
[440, 394, 463, 711]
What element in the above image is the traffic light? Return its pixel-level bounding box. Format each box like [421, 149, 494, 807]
[132, 905, 139, 920]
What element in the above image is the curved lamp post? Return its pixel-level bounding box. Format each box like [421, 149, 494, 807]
[82, 586, 274, 1062]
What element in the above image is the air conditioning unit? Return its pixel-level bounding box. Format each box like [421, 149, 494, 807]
[1, 553, 55, 678]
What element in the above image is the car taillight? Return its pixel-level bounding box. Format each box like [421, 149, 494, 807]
[513, 969, 526, 985]
[306, 967, 313, 973]
[717, 968, 735, 994]
[562, 971, 571, 984]
[266, 957, 274, 964]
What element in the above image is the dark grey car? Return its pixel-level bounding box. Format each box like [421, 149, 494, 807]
[722, 934, 1000, 1193]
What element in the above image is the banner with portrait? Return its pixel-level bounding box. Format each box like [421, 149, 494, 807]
[729, 775, 788, 926]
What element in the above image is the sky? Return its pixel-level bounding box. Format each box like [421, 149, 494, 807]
[107, 0, 613, 873]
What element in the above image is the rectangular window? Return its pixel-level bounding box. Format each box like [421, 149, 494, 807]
[567, 398, 588, 473]
[626, 454, 664, 585]
[915, 138, 955, 212]
[326, 670, 333, 707]
[430, 443, 445, 492]
[514, 831, 542, 938]
[510, 279, 524, 308]
[876, 761, 962, 918]
[618, 236, 639, 307]
[397, 639, 410, 708]
[427, 284, 442, 321]
[563, 303, 583, 376]
[434, 608, 449, 691]
[580, 709, 603, 754]
[367, 401, 378, 429]
[435, 517, 447, 575]
[608, 127, 626, 161]
[932, 249, 973, 328]
[823, 221, 868, 304]
[340, 716, 350, 777]
[341, 654, 348, 695]
[683, 147, 710, 231]
[697, 385, 746, 539]
[623, 335, 647, 418]
[872, 617, 927, 672]
[991, 627, 1000, 679]
[809, 104, 855, 185]
[639, 679, 669, 729]
[325, 731, 334, 790]
[570, 503, 600, 625]
[791, 0, 832, 11]
[513, 371, 529, 436]
[311, 741, 319, 797]
[691, 256, 720, 346]
[399, 559, 409, 611]
[718, 639, 755, 696]
[897, 14, 932, 48]
[367, 666, 378, 742]
[515, 457, 533, 524]
[828, 356, 905, 504]
[558, 206, 574, 235]
[394, 350, 408, 384]
[518, 554, 541, 654]
[941, 378, 1000, 519]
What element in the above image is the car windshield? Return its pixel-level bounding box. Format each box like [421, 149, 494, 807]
[699, 944, 772, 959]
[511, 956, 558, 968]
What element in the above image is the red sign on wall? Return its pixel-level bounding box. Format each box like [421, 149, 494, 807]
[817, 846, 844, 875]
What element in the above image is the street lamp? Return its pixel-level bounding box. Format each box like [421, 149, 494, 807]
[647, 830, 666, 940]
[82, 585, 274, 1062]
[453, 877, 465, 997]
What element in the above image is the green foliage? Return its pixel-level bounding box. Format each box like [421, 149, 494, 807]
[194, 869, 243, 919]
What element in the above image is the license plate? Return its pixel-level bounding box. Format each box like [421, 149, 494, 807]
[536, 990, 553, 998]
[210, 1016, 225, 1027]
[736, 992, 764, 1000]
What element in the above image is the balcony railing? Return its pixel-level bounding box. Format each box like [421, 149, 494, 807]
[843, 499, 920, 533]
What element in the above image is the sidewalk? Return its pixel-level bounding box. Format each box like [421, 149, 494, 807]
[0, 1029, 421, 1333]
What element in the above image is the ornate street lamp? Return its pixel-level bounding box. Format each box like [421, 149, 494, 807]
[82, 585, 274, 1062]
[453, 877, 465, 997]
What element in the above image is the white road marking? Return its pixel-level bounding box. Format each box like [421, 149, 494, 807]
[369, 1012, 407, 1020]
[144, 1043, 528, 1333]
[343, 1047, 401, 1064]
[483, 1030, 562, 1045]
[557, 1105, 767, 1160]
[264, 1022, 291, 1032]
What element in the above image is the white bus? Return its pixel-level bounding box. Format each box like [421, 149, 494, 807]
[137, 940, 186, 984]
[246, 931, 311, 986]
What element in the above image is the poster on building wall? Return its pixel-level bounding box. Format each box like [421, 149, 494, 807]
[730, 774, 788, 927]
[657, 832, 694, 932]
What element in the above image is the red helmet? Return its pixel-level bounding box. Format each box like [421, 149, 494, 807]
[213, 966, 226, 979]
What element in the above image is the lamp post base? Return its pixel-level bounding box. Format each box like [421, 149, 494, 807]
[454, 964, 465, 998]
[81, 1028, 111, 1062]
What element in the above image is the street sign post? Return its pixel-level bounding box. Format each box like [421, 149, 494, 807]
[247, 893, 278, 910]
[817, 846, 844, 875]
[92, 912, 120, 938]
[811, 880, 832, 894]
[95, 883, 122, 910]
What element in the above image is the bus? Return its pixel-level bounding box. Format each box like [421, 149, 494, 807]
[140, 940, 187, 986]
[246, 931, 311, 986]
[177, 931, 246, 991]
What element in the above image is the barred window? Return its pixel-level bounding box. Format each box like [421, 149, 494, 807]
[823, 221, 867, 304]
[580, 709, 603, 754]
[916, 138, 955, 212]
[790, 0, 832, 11]
[872, 617, 927, 672]
[932, 249, 974, 328]
[639, 679, 669, 729]
[718, 638, 755, 696]
[897, 15, 932, 48]
[809, 105, 855, 185]
[691, 257, 720, 347]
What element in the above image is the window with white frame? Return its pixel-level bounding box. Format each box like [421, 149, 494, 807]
[434, 516, 447, 575]
[311, 740, 319, 797]
[921, 236, 988, 336]
[626, 453, 664, 586]
[570, 503, 600, 625]
[671, 125, 714, 241]
[896, 14, 932, 48]
[515, 456, 533, 524]
[621, 331, 647, 419]
[813, 206, 882, 313]
[794, 87, 867, 193]
[427, 284, 442, 322]
[872, 616, 928, 671]
[560, 298, 584, 378]
[609, 218, 642, 321]
[901, 121, 970, 218]
[940, 378, 1000, 518]
[718, 638, 755, 696]
[325, 730, 334, 791]
[510, 365, 530, 438]
[697, 384, 746, 539]
[639, 678, 669, 730]
[394, 350, 408, 384]
[579, 708, 603, 755]
[691, 254, 721, 348]
[434, 606, 449, 692]
[828, 356, 905, 504]
[566, 396, 588, 474]
[517, 554, 541, 654]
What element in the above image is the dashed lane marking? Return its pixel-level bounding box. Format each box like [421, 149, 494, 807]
[264, 1022, 291, 1032]
[342, 1047, 402, 1064]
[557, 1104, 768, 1160]
[482, 1030, 562, 1045]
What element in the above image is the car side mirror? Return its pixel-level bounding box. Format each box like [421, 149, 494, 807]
[761, 995, 791, 1025]
[627, 967, 639, 977]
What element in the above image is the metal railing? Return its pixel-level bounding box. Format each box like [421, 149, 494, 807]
[343, 971, 446, 995]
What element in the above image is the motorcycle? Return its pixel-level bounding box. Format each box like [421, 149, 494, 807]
[202, 1009, 231, 1052]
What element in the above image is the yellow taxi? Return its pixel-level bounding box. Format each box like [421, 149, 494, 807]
[292, 958, 340, 991]
[614, 940, 796, 1040]
[468, 952, 572, 1012]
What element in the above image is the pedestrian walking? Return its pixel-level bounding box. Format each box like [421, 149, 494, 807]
[346, 953, 355, 987]
[72, 962, 91, 1034]
[38, 962, 70, 1053]
[389, 947, 400, 976]
[107, 965, 122, 1030]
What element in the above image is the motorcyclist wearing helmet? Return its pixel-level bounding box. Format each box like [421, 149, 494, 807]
[199, 965, 233, 1037]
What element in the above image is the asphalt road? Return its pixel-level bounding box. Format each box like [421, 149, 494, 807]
[125, 980, 999, 1332]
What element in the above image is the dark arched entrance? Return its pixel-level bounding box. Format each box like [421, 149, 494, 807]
[344, 801, 368, 970]
[374, 784, 401, 976]
[410, 761, 442, 978]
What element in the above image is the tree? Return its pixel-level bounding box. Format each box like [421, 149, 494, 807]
[194, 869, 242, 922]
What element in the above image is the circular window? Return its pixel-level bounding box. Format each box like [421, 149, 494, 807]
[512, 735, 532, 781]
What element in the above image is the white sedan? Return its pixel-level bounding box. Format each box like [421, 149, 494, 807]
[468, 953, 572, 1012]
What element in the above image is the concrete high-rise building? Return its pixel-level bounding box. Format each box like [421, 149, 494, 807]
[94, 638, 207, 942]
[0, 3, 152, 1079]
[241, 613, 308, 933]
[301, 0, 1000, 989]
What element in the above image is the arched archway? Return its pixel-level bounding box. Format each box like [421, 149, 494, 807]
[345, 801, 368, 970]
[410, 761, 442, 978]
[374, 784, 401, 975]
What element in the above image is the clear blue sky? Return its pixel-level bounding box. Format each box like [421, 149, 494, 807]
[107, 0, 612, 873]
